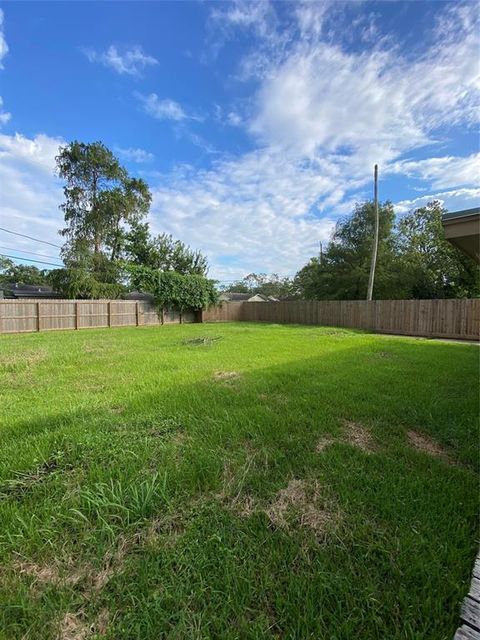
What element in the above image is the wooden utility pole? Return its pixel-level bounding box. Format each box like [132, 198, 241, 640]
[367, 164, 379, 301]
[319, 242, 323, 264]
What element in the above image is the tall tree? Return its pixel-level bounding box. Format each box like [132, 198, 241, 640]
[396, 201, 479, 299]
[295, 201, 399, 300]
[56, 141, 151, 283]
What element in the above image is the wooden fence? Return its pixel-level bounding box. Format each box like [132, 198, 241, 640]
[1, 298, 478, 340]
[0, 300, 199, 334]
[202, 299, 480, 341]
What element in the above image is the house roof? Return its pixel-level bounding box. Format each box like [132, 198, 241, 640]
[219, 292, 251, 301]
[442, 207, 480, 263]
[0, 283, 62, 299]
[442, 207, 480, 221]
[125, 290, 155, 302]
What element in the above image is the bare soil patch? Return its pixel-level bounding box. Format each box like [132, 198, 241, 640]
[57, 609, 109, 640]
[266, 479, 334, 533]
[315, 436, 336, 453]
[183, 336, 223, 346]
[213, 370, 241, 383]
[342, 419, 375, 453]
[0, 349, 48, 372]
[407, 430, 452, 463]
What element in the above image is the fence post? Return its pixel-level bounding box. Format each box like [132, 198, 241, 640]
[75, 302, 79, 330]
[108, 301, 111, 328]
[135, 302, 139, 327]
[36, 302, 41, 332]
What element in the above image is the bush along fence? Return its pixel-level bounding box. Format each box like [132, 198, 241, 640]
[0, 300, 200, 334]
[201, 299, 480, 341]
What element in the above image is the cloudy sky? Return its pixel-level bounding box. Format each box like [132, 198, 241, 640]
[0, 1, 478, 282]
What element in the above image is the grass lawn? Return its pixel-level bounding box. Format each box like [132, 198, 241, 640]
[0, 322, 478, 639]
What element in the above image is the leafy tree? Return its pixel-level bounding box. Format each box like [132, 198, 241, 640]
[125, 223, 209, 276]
[396, 201, 479, 299]
[55, 141, 151, 295]
[224, 273, 297, 299]
[47, 267, 126, 299]
[295, 201, 400, 300]
[0, 258, 50, 287]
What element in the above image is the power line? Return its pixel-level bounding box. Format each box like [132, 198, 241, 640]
[0, 253, 63, 267]
[0, 246, 61, 261]
[0, 226, 62, 249]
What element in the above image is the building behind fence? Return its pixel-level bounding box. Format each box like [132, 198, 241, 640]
[0, 298, 478, 341]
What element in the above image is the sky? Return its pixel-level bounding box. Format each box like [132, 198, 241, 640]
[0, 0, 478, 283]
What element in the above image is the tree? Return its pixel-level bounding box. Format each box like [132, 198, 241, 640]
[125, 223, 209, 276]
[295, 201, 400, 300]
[0, 258, 49, 287]
[223, 273, 297, 299]
[54, 141, 151, 297]
[396, 201, 479, 299]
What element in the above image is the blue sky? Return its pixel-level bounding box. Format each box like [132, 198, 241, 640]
[0, 1, 478, 282]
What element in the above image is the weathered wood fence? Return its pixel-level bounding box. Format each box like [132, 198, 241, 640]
[202, 299, 479, 341]
[0, 300, 199, 334]
[1, 298, 478, 340]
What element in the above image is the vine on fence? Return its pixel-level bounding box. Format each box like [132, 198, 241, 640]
[127, 265, 218, 311]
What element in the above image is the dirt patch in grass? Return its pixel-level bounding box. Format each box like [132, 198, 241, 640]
[315, 421, 374, 455]
[0, 349, 48, 372]
[213, 370, 241, 384]
[266, 479, 334, 533]
[407, 430, 453, 463]
[373, 351, 395, 359]
[182, 336, 223, 346]
[342, 420, 375, 453]
[315, 437, 336, 453]
[58, 609, 109, 640]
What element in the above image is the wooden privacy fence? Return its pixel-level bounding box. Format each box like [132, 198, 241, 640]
[202, 299, 480, 341]
[0, 300, 199, 334]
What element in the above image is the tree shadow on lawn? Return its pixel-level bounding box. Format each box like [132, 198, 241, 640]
[0, 335, 478, 638]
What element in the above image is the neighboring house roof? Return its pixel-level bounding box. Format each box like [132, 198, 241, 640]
[442, 207, 480, 263]
[219, 292, 251, 301]
[125, 290, 155, 302]
[0, 283, 62, 299]
[219, 292, 279, 302]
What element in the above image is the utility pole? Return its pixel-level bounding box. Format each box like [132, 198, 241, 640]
[366, 164, 379, 301]
[319, 241, 323, 265]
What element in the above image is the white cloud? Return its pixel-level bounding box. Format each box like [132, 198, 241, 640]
[394, 188, 480, 217]
[390, 153, 480, 190]
[0, 96, 10, 125]
[84, 45, 158, 76]
[210, 0, 276, 40]
[136, 93, 187, 121]
[148, 149, 340, 279]
[227, 111, 242, 127]
[251, 7, 479, 163]
[0, 8, 8, 69]
[114, 146, 154, 163]
[0, 133, 65, 262]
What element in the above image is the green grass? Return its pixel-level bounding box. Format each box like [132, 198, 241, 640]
[0, 322, 478, 639]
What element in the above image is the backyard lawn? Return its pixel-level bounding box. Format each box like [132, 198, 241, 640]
[0, 322, 478, 639]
